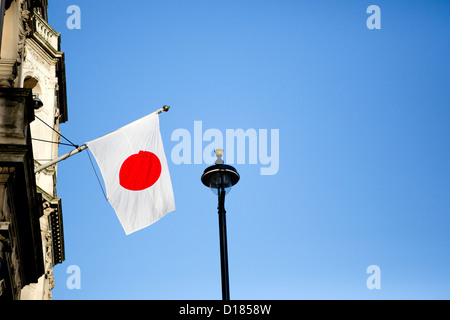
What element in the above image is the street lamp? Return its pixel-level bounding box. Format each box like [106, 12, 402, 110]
[201, 149, 240, 300]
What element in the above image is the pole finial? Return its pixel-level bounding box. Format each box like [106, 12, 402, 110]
[156, 105, 171, 115]
[215, 149, 224, 164]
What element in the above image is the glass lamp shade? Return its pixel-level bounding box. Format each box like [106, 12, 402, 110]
[201, 164, 240, 196]
[209, 172, 232, 195]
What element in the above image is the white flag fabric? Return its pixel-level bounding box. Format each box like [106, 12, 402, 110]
[86, 113, 175, 235]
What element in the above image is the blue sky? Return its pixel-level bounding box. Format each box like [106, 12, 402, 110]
[47, 0, 450, 299]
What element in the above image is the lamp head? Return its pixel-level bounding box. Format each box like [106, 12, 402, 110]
[33, 94, 43, 110]
[201, 163, 240, 196]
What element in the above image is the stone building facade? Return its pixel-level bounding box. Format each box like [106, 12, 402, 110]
[0, 0, 66, 300]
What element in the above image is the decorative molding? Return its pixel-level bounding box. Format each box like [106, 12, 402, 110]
[22, 43, 52, 88]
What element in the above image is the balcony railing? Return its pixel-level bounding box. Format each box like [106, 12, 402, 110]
[29, 12, 59, 52]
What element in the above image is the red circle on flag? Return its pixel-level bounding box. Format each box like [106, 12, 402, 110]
[119, 151, 161, 191]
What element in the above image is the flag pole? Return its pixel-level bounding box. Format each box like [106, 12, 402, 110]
[35, 144, 88, 173]
[34, 105, 171, 173]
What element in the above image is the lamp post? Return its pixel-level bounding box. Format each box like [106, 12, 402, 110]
[201, 149, 240, 300]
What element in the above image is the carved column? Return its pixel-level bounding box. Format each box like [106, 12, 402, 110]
[0, 0, 30, 87]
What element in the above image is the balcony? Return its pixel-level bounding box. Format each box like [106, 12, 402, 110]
[29, 12, 60, 53]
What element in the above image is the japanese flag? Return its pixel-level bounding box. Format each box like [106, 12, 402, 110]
[86, 113, 175, 235]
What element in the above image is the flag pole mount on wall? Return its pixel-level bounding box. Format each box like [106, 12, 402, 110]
[34, 105, 171, 173]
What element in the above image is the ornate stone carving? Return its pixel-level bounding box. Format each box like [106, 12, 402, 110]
[17, 0, 30, 63]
